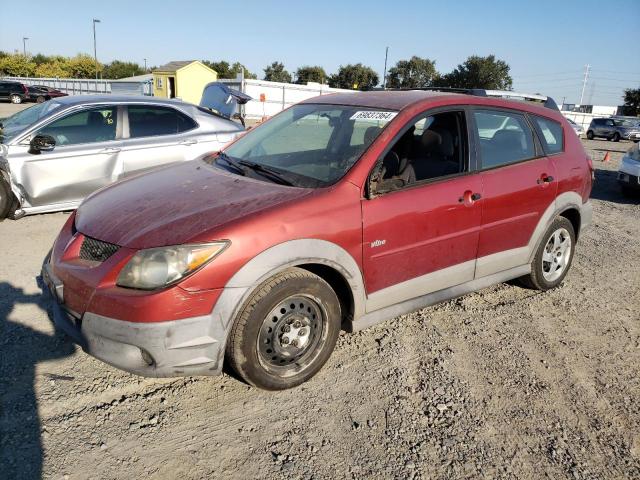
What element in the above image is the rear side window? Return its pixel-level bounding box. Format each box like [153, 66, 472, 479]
[533, 116, 563, 154]
[127, 106, 197, 138]
[473, 110, 536, 169]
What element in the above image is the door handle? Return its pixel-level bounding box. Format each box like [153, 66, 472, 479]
[100, 147, 121, 153]
[179, 139, 198, 146]
[537, 175, 554, 184]
[458, 191, 482, 203]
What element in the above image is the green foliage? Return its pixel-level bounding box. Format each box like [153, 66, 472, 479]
[387, 56, 438, 89]
[435, 55, 513, 90]
[263, 61, 292, 83]
[623, 88, 640, 116]
[35, 60, 71, 78]
[202, 60, 257, 79]
[295, 66, 327, 84]
[65, 54, 103, 79]
[103, 60, 144, 79]
[0, 54, 36, 77]
[328, 63, 379, 90]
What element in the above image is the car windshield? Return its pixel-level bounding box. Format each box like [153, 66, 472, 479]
[220, 104, 397, 187]
[613, 119, 637, 127]
[0, 101, 63, 142]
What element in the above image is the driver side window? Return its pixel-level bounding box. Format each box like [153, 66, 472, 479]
[37, 106, 117, 146]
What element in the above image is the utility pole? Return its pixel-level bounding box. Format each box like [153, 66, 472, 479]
[579, 64, 590, 105]
[144, 58, 147, 72]
[93, 19, 101, 92]
[382, 46, 389, 89]
[22, 37, 29, 57]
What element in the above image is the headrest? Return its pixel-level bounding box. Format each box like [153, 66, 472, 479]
[492, 129, 525, 150]
[87, 111, 105, 126]
[420, 130, 441, 151]
[382, 151, 400, 178]
[363, 126, 381, 145]
[433, 128, 454, 157]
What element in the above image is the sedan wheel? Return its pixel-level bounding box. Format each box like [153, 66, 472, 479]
[612, 132, 620, 142]
[36, 95, 46, 104]
[10, 94, 22, 104]
[586, 130, 594, 140]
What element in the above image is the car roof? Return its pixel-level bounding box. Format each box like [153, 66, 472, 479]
[301, 90, 561, 118]
[49, 94, 195, 108]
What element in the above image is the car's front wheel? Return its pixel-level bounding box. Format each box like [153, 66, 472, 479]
[36, 95, 46, 104]
[613, 132, 621, 142]
[0, 179, 17, 221]
[586, 130, 594, 140]
[226, 267, 341, 390]
[520, 216, 576, 290]
[9, 94, 22, 104]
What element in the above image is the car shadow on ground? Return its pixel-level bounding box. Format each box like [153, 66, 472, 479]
[590, 168, 640, 205]
[0, 281, 76, 479]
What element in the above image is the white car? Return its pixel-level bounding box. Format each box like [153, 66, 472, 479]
[618, 143, 640, 195]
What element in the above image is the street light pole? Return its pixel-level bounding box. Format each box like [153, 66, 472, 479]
[382, 46, 389, 89]
[144, 58, 147, 72]
[93, 19, 101, 92]
[22, 37, 29, 57]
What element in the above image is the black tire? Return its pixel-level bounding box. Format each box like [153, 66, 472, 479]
[226, 267, 341, 390]
[586, 130, 594, 140]
[519, 216, 576, 291]
[613, 132, 620, 142]
[0, 179, 17, 221]
[9, 94, 22, 104]
[36, 95, 46, 104]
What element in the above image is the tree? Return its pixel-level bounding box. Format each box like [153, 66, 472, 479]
[0, 54, 36, 77]
[328, 63, 379, 90]
[622, 88, 640, 116]
[263, 61, 292, 83]
[35, 60, 71, 78]
[436, 55, 512, 90]
[103, 60, 144, 79]
[65, 54, 103, 79]
[295, 65, 327, 84]
[202, 60, 257, 79]
[386, 56, 438, 89]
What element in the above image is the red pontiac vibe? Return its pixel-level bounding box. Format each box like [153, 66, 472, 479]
[43, 89, 593, 390]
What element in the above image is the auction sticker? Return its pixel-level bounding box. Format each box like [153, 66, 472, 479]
[350, 111, 397, 122]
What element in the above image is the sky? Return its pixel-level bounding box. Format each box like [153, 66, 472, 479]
[1, 0, 638, 106]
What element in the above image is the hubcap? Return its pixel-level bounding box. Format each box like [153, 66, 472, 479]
[542, 227, 572, 282]
[257, 295, 324, 375]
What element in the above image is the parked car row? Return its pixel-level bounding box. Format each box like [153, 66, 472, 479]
[38, 88, 593, 390]
[0, 80, 68, 104]
[587, 117, 640, 142]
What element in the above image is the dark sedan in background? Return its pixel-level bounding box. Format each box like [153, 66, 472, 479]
[28, 85, 68, 103]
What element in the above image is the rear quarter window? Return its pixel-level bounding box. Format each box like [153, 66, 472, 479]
[533, 116, 564, 155]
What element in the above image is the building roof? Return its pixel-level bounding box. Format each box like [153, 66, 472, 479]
[153, 61, 197, 73]
[111, 73, 153, 83]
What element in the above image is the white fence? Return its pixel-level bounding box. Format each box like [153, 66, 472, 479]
[2, 76, 153, 96]
[220, 79, 353, 119]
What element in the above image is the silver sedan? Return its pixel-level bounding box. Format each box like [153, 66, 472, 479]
[0, 92, 246, 219]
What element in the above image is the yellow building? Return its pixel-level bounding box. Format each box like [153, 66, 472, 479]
[152, 60, 218, 105]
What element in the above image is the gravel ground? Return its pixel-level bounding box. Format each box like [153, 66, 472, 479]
[0, 138, 639, 480]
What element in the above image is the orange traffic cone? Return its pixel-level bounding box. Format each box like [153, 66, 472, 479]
[602, 152, 610, 162]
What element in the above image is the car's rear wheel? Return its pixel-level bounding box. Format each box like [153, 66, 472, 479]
[10, 94, 22, 104]
[226, 267, 341, 390]
[586, 130, 594, 140]
[36, 95, 46, 104]
[612, 132, 621, 142]
[519, 217, 575, 291]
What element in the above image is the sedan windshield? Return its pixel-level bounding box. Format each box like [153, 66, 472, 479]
[221, 104, 397, 187]
[0, 101, 63, 142]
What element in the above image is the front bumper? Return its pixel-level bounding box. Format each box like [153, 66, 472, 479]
[42, 262, 229, 377]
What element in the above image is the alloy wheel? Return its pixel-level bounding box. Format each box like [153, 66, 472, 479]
[541, 227, 572, 282]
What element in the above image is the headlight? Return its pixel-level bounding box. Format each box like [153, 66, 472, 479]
[116, 242, 229, 290]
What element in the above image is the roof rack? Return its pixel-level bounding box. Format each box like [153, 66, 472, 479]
[384, 87, 559, 110]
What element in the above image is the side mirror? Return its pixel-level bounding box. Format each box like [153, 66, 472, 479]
[30, 134, 56, 154]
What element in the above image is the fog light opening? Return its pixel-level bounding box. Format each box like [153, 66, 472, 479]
[140, 348, 155, 367]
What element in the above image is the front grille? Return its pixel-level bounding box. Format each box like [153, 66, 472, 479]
[79, 236, 119, 263]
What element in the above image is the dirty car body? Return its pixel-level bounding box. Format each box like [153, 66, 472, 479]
[0, 93, 245, 219]
[44, 89, 594, 390]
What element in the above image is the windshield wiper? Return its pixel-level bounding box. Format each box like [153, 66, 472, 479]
[215, 152, 248, 176]
[239, 161, 295, 186]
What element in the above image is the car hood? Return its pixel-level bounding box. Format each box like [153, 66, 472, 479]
[75, 160, 312, 249]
